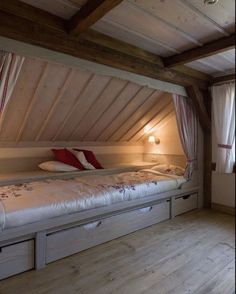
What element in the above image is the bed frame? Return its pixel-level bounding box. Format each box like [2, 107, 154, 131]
[0, 165, 199, 280]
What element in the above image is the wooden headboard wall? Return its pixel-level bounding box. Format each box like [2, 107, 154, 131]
[0, 143, 144, 173]
[0, 145, 187, 173]
[143, 153, 186, 168]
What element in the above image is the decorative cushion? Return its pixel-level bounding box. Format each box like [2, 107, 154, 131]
[52, 148, 85, 170]
[70, 150, 95, 170]
[73, 149, 103, 169]
[39, 161, 79, 172]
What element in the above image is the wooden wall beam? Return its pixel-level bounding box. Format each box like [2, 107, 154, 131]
[164, 34, 235, 68]
[185, 86, 212, 208]
[202, 89, 212, 208]
[0, 9, 209, 89]
[203, 130, 212, 208]
[68, 0, 123, 34]
[186, 85, 211, 132]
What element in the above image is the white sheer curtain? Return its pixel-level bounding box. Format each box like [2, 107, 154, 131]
[0, 50, 25, 129]
[173, 94, 198, 180]
[212, 82, 235, 173]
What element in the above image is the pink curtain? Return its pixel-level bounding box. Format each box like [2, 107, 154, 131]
[173, 94, 198, 180]
[0, 50, 25, 129]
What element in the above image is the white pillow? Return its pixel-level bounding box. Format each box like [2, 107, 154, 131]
[169, 164, 185, 176]
[39, 161, 79, 172]
[70, 150, 95, 170]
[151, 164, 185, 176]
[151, 164, 169, 173]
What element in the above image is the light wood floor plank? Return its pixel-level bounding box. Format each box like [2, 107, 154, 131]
[0, 210, 234, 294]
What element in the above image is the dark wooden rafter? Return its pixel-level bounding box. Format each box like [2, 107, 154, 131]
[210, 73, 235, 85]
[0, 0, 66, 31]
[81, 29, 211, 81]
[0, 0, 162, 66]
[68, 0, 124, 34]
[0, 5, 209, 89]
[164, 34, 236, 68]
[80, 29, 164, 66]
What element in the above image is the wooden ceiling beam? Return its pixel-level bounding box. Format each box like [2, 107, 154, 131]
[0, 0, 210, 86]
[80, 30, 211, 81]
[0, 0, 66, 31]
[80, 29, 164, 66]
[210, 73, 235, 85]
[0, 0, 162, 66]
[164, 34, 236, 68]
[0, 9, 209, 89]
[68, 0, 124, 35]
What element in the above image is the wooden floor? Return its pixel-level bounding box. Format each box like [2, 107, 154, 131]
[0, 210, 235, 294]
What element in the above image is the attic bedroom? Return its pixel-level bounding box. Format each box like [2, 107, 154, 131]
[0, 0, 235, 293]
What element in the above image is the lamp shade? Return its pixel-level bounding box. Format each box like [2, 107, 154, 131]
[148, 136, 156, 143]
[148, 135, 160, 145]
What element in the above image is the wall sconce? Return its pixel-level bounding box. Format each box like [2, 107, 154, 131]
[148, 135, 160, 145]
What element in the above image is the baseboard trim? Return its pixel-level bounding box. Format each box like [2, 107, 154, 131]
[212, 203, 235, 216]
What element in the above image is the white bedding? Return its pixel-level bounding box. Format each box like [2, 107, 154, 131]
[0, 170, 186, 230]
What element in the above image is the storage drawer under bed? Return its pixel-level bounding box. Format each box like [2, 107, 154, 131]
[46, 200, 170, 263]
[174, 193, 198, 216]
[0, 240, 34, 280]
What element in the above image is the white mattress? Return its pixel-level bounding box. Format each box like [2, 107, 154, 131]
[0, 170, 186, 230]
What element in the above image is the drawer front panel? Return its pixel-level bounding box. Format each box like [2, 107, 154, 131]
[174, 194, 198, 216]
[46, 200, 170, 263]
[0, 240, 34, 280]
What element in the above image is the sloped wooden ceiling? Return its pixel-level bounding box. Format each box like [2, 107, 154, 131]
[0, 57, 174, 143]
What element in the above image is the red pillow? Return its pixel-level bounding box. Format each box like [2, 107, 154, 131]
[52, 149, 85, 170]
[74, 149, 103, 169]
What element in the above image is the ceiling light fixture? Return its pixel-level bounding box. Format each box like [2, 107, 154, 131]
[204, 0, 219, 5]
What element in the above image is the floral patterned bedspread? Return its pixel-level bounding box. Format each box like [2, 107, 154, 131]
[0, 170, 186, 230]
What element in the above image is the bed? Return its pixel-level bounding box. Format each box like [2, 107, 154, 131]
[0, 167, 199, 280]
[0, 169, 186, 231]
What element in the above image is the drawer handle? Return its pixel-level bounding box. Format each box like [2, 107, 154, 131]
[139, 206, 153, 213]
[83, 221, 102, 230]
[183, 195, 191, 200]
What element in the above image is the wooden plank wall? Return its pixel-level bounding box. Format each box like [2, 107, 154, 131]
[0, 57, 175, 145]
[0, 143, 145, 173]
